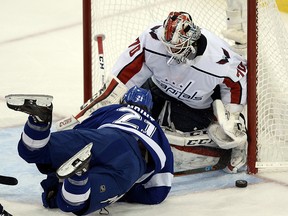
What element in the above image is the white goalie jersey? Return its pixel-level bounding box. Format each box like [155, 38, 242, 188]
[111, 23, 247, 110]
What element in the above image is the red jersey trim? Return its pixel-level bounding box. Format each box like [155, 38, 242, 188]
[117, 51, 145, 84]
[223, 78, 242, 104]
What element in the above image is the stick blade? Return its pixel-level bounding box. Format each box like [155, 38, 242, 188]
[0, 175, 18, 186]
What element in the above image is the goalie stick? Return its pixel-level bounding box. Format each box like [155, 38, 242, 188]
[56, 34, 125, 131]
[174, 164, 225, 176]
[0, 175, 18, 186]
[94, 34, 106, 87]
[56, 75, 127, 130]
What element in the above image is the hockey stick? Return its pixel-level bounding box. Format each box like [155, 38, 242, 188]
[174, 162, 226, 176]
[56, 34, 128, 131]
[95, 34, 106, 87]
[56, 75, 127, 130]
[174, 149, 231, 176]
[0, 203, 13, 216]
[0, 175, 18, 186]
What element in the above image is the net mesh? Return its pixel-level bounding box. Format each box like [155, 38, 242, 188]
[256, 0, 288, 167]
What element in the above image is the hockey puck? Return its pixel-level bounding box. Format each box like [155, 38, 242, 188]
[235, 180, 248, 188]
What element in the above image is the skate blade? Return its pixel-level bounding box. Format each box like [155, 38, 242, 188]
[56, 142, 93, 179]
[5, 94, 53, 107]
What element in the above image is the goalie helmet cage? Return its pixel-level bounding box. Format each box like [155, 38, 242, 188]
[82, 0, 288, 174]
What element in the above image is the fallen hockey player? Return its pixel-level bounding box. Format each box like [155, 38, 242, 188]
[5, 86, 173, 215]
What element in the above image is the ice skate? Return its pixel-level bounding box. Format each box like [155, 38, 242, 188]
[56, 143, 93, 180]
[0, 203, 12, 216]
[5, 94, 53, 124]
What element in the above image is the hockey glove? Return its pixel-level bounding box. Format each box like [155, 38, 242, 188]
[208, 100, 247, 149]
[40, 173, 61, 209]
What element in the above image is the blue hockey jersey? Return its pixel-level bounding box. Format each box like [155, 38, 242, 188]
[74, 104, 174, 205]
[18, 103, 174, 214]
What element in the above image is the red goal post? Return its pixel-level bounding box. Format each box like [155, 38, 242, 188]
[82, 0, 288, 174]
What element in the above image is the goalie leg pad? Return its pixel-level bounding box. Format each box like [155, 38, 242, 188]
[171, 146, 221, 172]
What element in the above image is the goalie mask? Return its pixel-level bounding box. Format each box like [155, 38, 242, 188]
[161, 11, 201, 64]
[122, 86, 153, 112]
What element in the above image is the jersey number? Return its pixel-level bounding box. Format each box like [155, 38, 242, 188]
[128, 38, 141, 57]
[113, 107, 156, 137]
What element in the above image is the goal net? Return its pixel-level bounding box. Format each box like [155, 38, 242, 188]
[247, 0, 288, 172]
[82, 0, 288, 173]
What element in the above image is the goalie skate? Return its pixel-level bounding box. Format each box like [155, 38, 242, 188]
[5, 94, 53, 123]
[56, 143, 93, 180]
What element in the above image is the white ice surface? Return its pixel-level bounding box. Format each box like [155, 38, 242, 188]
[1, 1, 288, 215]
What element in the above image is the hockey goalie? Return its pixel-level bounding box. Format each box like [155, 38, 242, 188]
[108, 10, 248, 174]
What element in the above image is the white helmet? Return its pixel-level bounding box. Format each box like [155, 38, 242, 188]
[161, 12, 201, 63]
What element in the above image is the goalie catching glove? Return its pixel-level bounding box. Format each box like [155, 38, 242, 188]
[208, 100, 247, 149]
